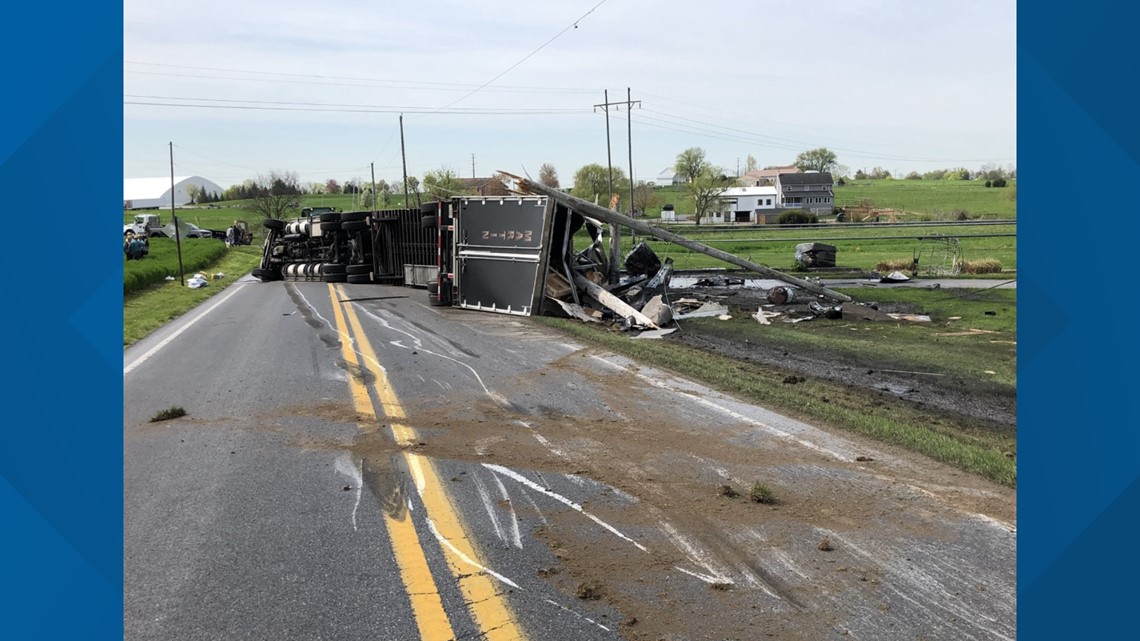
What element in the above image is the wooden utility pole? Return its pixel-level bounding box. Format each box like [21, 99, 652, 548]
[400, 114, 409, 208]
[500, 173, 853, 303]
[370, 163, 377, 212]
[594, 91, 642, 283]
[169, 142, 185, 286]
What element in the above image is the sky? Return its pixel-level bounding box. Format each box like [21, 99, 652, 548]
[123, 0, 1016, 191]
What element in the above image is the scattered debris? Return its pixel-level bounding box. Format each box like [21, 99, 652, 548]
[817, 538, 834, 552]
[855, 456, 875, 462]
[630, 328, 678, 339]
[640, 295, 673, 327]
[933, 329, 997, 337]
[886, 313, 932, 322]
[783, 375, 806, 385]
[840, 303, 894, 322]
[752, 309, 781, 325]
[767, 286, 797, 305]
[709, 581, 734, 591]
[984, 311, 997, 316]
[187, 273, 210, 289]
[880, 271, 911, 283]
[794, 242, 837, 269]
[342, 484, 352, 491]
[694, 275, 744, 287]
[673, 302, 730, 320]
[809, 301, 843, 319]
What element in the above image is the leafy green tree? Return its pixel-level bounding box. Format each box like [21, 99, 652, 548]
[423, 168, 465, 201]
[572, 163, 628, 204]
[674, 147, 709, 184]
[793, 148, 839, 173]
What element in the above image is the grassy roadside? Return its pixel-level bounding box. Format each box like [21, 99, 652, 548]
[123, 245, 263, 346]
[533, 298, 1017, 488]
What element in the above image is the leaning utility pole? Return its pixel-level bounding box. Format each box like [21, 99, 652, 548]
[370, 163, 377, 212]
[168, 142, 185, 286]
[400, 114, 410, 208]
[500, 172, 852, 304]
[594, 90, 640, 284]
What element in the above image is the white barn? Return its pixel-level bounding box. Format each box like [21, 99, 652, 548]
[718, 186, 779, 223]
[124, 176, 224, 210]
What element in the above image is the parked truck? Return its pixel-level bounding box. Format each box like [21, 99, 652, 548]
[123, 213, 164, 237]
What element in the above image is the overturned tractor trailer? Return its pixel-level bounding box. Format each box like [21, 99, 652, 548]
[251, 196, 561, 316]
[251, 190, 850, 321]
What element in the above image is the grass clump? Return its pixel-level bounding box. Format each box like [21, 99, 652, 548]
[749, 482, 778, 504]
[150, 406, 187, 422]
[959, 258, 1003, 274]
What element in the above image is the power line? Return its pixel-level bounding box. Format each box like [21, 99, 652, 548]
[124, 61, 597, 94]
[429, 0, 611, 113]
[124, 97, 591, 116]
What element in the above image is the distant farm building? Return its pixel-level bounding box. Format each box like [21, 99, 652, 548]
[123, 176, 224, 210]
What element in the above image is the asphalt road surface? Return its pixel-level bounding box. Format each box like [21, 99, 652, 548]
[124, 275, 1016, 641]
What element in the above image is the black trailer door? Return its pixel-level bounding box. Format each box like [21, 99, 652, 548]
[454, 197, 552, 316]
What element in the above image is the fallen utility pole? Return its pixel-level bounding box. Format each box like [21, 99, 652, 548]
[499, 172, 853, 303]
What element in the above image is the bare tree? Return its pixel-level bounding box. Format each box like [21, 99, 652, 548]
[632, 181, 660, 216]
[246, 170, 303, 219]
[538, 163, 560, 188]
[688, 167, 734, 226]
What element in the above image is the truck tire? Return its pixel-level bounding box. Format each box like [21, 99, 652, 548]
[252, 267, 282, 282]
[263, 218, 285, 230]
[323, 273, 348, 283]
[341, 211, 370, 222]
[342, 220, 369, 232]
[320, 222, 342, 232]
[318, 212, 342, 222]
[321, 263, 347, 275]
[421, 214, 437, 229]
[427, 281, 448, 306]
[346, 274, 373, 284]
[345, 264, 372, 275]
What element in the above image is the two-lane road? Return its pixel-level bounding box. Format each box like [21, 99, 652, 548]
[125, 276, 1015, 640]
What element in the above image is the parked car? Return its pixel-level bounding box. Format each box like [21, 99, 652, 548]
[157, 221, 214, 239]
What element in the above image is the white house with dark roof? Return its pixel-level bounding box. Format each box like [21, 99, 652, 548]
[775, 172, 834, 215]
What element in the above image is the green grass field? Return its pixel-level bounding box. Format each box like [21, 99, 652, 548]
[833, 179, 1016, 218]
[642, 179, 1016, 220]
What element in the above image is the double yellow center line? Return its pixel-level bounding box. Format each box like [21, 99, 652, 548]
[328, 284, 525, 641]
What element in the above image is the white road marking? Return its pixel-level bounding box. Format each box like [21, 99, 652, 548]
[485, 464, 648, 552]
[124, 284, 245, 375]
[488, 469, 523, 549]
